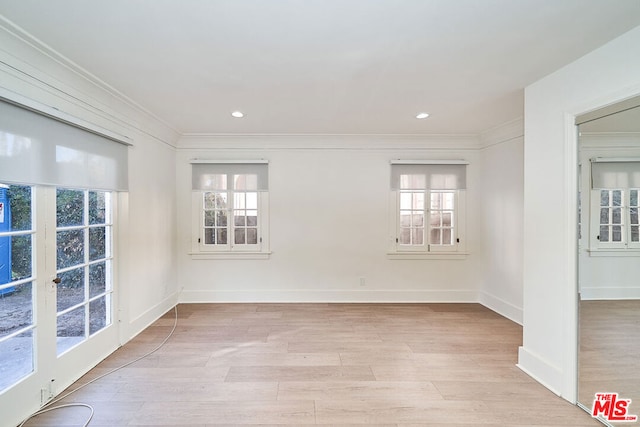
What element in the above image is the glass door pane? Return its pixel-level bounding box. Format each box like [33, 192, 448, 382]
[0, 184, 118, 425]
[0, 184, 34, 392]
[56, 189, 113, 356]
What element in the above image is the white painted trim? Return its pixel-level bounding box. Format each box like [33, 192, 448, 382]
[177, 134, 481, 150]
[124, 291, 179, 342]
[580, 287, 640, 300]
[190, 159, 269, 164]
[591, 156, 640, 163]
[116, 191, 130, 347]
[389, 159, 469, 165]
[50, 329, 119, 405]
[479, 292, 523, 325]
[517, 346, 563, 397]
[189, 252, 271, 260]
[479, 117, 524, 149]
[562, 112, 579, 405]
[587, 249, 640, 257]
[0, 17, 181, 140]
[179, 290, 479, 303]
[386, 252, 469, 260]
[0, 23, 180, 147]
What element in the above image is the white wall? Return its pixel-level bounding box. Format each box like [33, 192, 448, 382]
[478, 120, 524, 324]
[578, 134, 640, 300]
[176, 136, 485, 303]
[521, 25, 640, 402]
[119, 134, 178, 339]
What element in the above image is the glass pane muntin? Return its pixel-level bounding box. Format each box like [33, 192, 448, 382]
[55, 188, 113, 356]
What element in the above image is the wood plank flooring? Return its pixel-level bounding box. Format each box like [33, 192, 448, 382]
[578, 299, 640, 425]
[23, 303, 601, 426]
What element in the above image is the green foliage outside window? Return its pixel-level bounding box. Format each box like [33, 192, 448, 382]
[7, 185, 32, 281]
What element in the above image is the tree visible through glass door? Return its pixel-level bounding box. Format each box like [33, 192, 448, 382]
[56, 189, 113, 356]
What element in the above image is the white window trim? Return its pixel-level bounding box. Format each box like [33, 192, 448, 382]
[387, 189, 468, 260]
[190, 190, 271, 260]
[588, 188, 640, 255]
[586, 248, 640, 257]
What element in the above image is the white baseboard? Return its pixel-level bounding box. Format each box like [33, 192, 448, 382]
[179, 289, 479, 303]
[580, 287, 640, 300]
[479, 292, 523, 325]
[125, 291, 180, 342]
[517, 346, 563, 397]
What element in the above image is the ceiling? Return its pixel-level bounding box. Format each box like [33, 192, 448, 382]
[1, 0, 639, 136]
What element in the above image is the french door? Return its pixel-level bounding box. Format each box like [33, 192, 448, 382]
[0, 184, 119, 425]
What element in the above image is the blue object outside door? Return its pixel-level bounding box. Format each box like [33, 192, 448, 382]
[0, 186, 14, 295]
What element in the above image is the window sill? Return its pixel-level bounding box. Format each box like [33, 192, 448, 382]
[587, 248, 640, 257]
[386, 252, 469, 260]
[189, 251, 272, 260]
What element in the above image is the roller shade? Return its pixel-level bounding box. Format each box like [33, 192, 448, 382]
[191, 161, 269, 191]
[391, 161, 467, 190]
[0, 100, 128, 191]
[591, 158, 640, 189]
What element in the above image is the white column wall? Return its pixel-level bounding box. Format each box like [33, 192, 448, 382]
[478, 120, 524, 324]
[521, 25, 640, 402]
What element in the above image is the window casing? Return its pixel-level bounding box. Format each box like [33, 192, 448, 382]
[191, 161, 269, 258]
[589, 158, 640, 252]
[591, 188, 640, 250]
[389, 161, 467, 257]
[395, 188, 462, 253]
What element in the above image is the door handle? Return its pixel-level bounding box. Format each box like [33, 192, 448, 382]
[52, 277, 61, 284]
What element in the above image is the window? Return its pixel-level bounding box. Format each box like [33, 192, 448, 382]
[191, 161, 269, 258]
[0, 184, 34, 392]
[389, 161, 467, 257]
[594, 188, 639, 249]
[0, 99, 126, 416]
[590, 159, 640, 252]
[202, 176, 259, 249]
[56, 188, 113, 355]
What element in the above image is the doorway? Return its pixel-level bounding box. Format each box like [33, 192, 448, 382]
[0, 184, 119, 421]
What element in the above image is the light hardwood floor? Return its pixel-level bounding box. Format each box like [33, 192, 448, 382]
[578, 299, 640, 425]
[23, 303, 601, 426]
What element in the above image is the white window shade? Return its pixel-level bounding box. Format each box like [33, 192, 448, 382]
[191, 161, 269, 191]
[391, 162, 467, 190]
[591, 159, 640, 189]
[0, 100, 128, 191]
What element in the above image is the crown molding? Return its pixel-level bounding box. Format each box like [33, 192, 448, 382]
[0, 16, 180, 147]
[176, 133, 481, 151]
[479, 117, 524, 149]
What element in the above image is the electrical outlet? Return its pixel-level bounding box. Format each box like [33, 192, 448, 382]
[359, 277, 366, 286]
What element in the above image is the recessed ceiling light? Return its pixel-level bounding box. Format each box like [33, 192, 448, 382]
[416, 112, 430, 119]
[231, 111, 244, 118]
